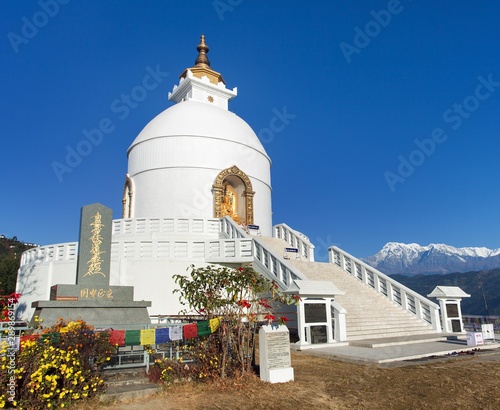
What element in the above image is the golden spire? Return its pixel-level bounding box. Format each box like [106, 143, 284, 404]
[195, 35, 210, 67]
[179, 35, 225, 85]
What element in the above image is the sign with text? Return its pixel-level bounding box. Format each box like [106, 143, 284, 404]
[259, 325, 294, 383]
[304, 303, 327, 323]
[76, 203, 113, 287]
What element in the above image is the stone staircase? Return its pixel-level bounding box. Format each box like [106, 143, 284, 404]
[100, 367, 161, 403]
[258, 237, 439, 343]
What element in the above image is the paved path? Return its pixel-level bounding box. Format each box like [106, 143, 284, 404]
[292, 337, 500, 365]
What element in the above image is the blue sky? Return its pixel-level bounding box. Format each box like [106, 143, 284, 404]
[2, 0, 500, 260]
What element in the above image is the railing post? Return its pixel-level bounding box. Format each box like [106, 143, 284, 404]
[415, 298, 423, 320]
[431, 306, 442, 332]
[386, 281, 393, 303]
[401, 291, 408, 311]
[373, 273, 380, 293]
[360, 265, 367, 284]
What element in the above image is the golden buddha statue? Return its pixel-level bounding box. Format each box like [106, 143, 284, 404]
[221, 185, 240, 223]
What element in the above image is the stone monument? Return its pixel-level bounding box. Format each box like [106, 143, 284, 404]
[31, 203, 151, 328]
[258, 324, 294, 383]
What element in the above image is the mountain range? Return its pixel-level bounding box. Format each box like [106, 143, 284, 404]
[363, 242, 500, 276]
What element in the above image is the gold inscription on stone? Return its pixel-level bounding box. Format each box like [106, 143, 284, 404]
[79, 288, 113, 299]
[85, 211, 105, 277]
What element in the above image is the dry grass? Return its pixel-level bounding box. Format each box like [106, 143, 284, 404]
[78, 350, 500, 410]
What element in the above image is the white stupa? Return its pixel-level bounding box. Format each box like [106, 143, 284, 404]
[17, 36, 444, 348]
[125, 35, 272, 234]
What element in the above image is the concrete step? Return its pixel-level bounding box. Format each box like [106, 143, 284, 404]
[100, 366, 161, 403]
[346, 316, 430, 324]
[347, 329, 436, 341]
[259, 249, 437, 342]
[347, 323, 431, 332]
[349, 333, 449, 348]
[101, 383, 161, 403]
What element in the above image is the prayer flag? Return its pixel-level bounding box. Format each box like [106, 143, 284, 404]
[109, 330, 126, 346]
[183, 323, 198, 340]
[125, 330, 141, 345]
[140, 329, 156, 345]
[155, 327, 170, 343]
[209, 317, 221, 333]
[169, 326, 182, 341]
[197, 320, 211, 336]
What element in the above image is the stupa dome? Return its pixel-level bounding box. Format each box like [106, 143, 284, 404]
[123, 36, 273, 235]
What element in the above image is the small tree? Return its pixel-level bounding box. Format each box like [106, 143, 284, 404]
[173, 264, 299, 378]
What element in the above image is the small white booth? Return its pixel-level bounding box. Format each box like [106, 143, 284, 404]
[286, 280, 346, 349]
[427, 286, 470, 333]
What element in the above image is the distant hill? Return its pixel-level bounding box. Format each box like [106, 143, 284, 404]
[391, 269, 500, 316]
[364, 242, 500, 275]
[0, 236, 36, 294]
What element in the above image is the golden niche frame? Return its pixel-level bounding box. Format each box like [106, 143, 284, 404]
[213, 165, 255, 226]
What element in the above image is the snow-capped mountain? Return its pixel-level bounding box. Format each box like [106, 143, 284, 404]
[363, 242, 500, 275]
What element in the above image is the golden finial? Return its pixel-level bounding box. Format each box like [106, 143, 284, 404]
[179, 34, 225, 85]
[195, 34, 210, 67]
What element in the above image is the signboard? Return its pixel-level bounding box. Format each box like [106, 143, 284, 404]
[285, 247, 298, 253]
[248, 224, 260, 230]
[310, 325, 328, 344]
[451, 319, 462, 333]
[466, 332, 484, 347]
[304, 303, 327, 323]
[446, 303, 459, 318]
[481, 324, 495, 341]
[265, 330, 292, 369]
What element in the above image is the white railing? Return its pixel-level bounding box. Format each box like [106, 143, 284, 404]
[20, 242, 78, 266]
[219, 216, 247, 239]
[19, 217, 308, 291]
[113, 217, 220, 236]
[273, 223, 315, 262]
[329, 246, 441, 331]
[218, 217, 307, 290]
[252, 237, 308, 289]
[205, 239, 254, 262]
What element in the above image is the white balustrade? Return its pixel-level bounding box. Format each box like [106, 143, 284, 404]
[273, 223, 315, 262]
[328, 246, 441, 330]
[20, 242, 78, 267]
[219, 216, 247, 239]
[19, 217, 309, 294]
[112, 217, 220, 236]
[220, 217, 307, 290]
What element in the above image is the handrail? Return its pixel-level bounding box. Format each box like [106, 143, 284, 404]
[218, 217, 308, 290]
[219, 216, 247, 239]
[328, 246, 441, 331]
[273, 223, 315, 262]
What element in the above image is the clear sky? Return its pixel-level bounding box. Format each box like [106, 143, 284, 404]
[2, 0, 500, 261]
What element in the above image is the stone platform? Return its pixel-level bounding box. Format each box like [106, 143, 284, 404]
[292, 334, 500, 365]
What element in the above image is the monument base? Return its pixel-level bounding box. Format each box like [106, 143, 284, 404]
[31, 300, 152, 329]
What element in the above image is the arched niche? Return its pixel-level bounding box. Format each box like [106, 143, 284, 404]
[213, 166, 255, 226]
[122, 174, 134, 218]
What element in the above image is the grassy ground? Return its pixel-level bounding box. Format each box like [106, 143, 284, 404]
[81, 349, 500, 410]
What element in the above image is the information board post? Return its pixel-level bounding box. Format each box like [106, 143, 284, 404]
[427, 286, 470, 333]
